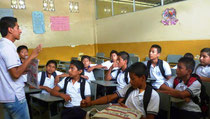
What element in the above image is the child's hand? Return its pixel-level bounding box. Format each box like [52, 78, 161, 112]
[60, 94, 71, 102]
[81, 75, 89, 80]
[80, 100, 87, 107]
[30, 44, 42, 59]
[102, 66, 108, 70]
[54, 76, 60, 85]
[184, 97, 191, 102]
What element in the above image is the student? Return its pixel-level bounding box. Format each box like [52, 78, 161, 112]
[0, 17, 42, 119]
[172, 53, 194, 69]
[144, 44, 171, 90]
[160, 57, 202, 119]
[87, 50, 118, 71]
[81, 55, 96, 83]
[37, 60, 63, 94]
[17, 45, 29, 82]
[81, 62, 160, 119]
[50, 60, 91, 119]
[106, 51, 130, 91]
[194, 48, 210, 82]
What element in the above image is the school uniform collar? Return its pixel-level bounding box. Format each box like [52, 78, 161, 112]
[84, 66, 90, 71]
[67, 77, 83, 83]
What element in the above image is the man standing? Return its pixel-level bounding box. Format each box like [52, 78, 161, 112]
[0, 17, 42, 119]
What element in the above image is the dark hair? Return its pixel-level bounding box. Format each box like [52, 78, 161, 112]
[201, 48, 210, 56]
[128, 62, 147, 79]
[17, 45, 28, 53]
[0, 17, 17, 37]
[110, 50, 118, 57]
[184, 53, 194, 59]
[178, 57, 195, 72]
[46, 60, 57, 68]
[118, 51, 129, 65]
[70, 60, 84, 75]
[81, 55, 91, 62]
[151, 44, 161, 53]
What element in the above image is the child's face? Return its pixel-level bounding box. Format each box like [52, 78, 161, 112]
[46, 63, 56, 74]
[117, 56, 127, 68]
[18, 49, 28, 59]
[176, 62, 190, 78]
[82, 58, 91, 68]
[110, 53, 118, 62]
[200, 52, 210, 66]
[129, 72, 143, 89]
[149, 48, 160, 60]
[68, 64, 82, 77]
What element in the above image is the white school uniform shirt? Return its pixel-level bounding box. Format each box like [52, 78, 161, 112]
[0, 38, 25, 102]
[101, 60, 113, 70]
[116, 84, 160, 117]
[58, 78, 91, 107]
[165, 77, 201, 112]
[195, 64, 210, 78]
[84, 64, 96, 83]
[115, 69, 130, 91]
[144, 60, 171, 89]
[38, 70, 63, 94]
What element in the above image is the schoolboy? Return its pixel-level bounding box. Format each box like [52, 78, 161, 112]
[81, 62, 160, 119]
[160, 57, 202, 119]
[37, 60, 63, 94]
[0, 17, 42, 119]
[51, 60, 91, 119]
[194, 48, 210, 82]
[144, 44, 171, 90]
[106, 51, 130, 91]
[81, 55, 96, 83]
[172, 52, 194, 69]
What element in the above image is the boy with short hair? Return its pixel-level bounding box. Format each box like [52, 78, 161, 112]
[81, 55, 96, 82]
[106, 51, 130, 91]
[81, 62, 160, 119]
[37, 60, 63, 93]
[160, 57, 202, 119]
[194, 48, 210, 82]
[144, 44, 171, 90]
[51, 60, 91, 119]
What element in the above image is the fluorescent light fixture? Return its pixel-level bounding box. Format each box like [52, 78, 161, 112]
[11, 0, 26, 9]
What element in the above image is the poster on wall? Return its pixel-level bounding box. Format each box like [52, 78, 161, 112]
[161, 8, 178, 25]
[27, 59, 39, 88]
[50, 16, 70, 31]
[0, 8, 13, 19]
[32, 11, 45, 34]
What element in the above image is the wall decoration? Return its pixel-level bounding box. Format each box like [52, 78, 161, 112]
[50, 16, 70, 31]
[161, 8, 178, 25]
[32, 11, 45, 34]
[0, 8, 13, 19]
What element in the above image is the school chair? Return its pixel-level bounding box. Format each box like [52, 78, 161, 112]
[145, 57, 150, 61]
[157, 92, 171, 119]
[167, 55, 182, 67]
[203, 82, 210, 119]
[96, 52, 105, 57]
[171, 68, 176, 76]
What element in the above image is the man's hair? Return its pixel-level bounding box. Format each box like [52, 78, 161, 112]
[184, 53, 194, 59]
[70, 60, 84, 75]
[110, 50, 118, 57]
[128, 62, 147, 79]
[46, 60, 57, 68]
[17, 45, 28, 53]
[201, 48, 210, 56]
[118, 51, 129, 65]
[0, 17, 17, 37]
[151, 44, 161, 53]
[178, 57, 195, 72]
[81, 55, 91, 62]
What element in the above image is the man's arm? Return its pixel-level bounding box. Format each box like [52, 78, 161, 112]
[39, 86, 52, 93]
[87, 64, 107, 72]
[50, 85, 71, 102]
[9, 44, 42, 80]
[54, 73, 69, 85]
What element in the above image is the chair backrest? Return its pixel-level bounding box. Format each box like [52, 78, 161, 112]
[96, 52, 105, 57]
[157, 92, 171, 119]
[171, 69, 176, 76]
[129, 56, 140, 66]
[167, 55, 182, 64]
[203, 82, 210, 119]
[93, 68, 104, 80]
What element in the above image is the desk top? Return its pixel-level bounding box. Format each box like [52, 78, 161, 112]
[30, 93, 63, 102]
[24, 86, 41, 94]
[92, 80, 118, 87]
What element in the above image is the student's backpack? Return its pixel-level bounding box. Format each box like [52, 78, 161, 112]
[147, 59, 167, 79]
[40, 71, 57, 86]
[63, 77, 86, 99]
[173, 74, 209, 117]
[115, 68, 129, 84]
[122, 85, 153, 115]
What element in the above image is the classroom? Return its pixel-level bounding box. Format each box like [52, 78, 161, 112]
[0, 0, 210, 119]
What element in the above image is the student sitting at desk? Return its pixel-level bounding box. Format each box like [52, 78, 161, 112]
[194, 48, 210, 82]
[51, 60, 91, 119]
[81, 62, 160, 119]
[159, 57, 202, 119]
[144, 44, 171, 90]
